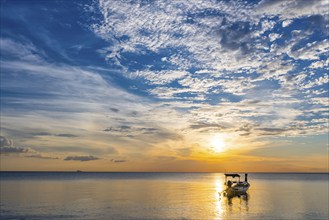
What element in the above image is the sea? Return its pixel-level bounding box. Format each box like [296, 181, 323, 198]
[0, 172, 328, 219]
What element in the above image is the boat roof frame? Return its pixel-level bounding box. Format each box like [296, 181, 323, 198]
[224, 173, 240, 178]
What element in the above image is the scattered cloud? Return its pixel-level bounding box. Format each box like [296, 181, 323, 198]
[25, 154, 59, 160]
[109, 108, 119, 113]
[256, 0, 328, 19]
[257, 127, 287, 136]
[0, 136, 29, 154]
[189, 122, 226, 131]
[129, 70, 188, 85]
[55, 134, 79, 138]
[64, 155, 100, 162]
[110, 159, 127, 163]
[0, 136, 13, 147]
[30, 132, 79, 138]
[0, 146, 29, 154]
[31, 132, 53, 136]
[0, 0, 328, 171]
[0, 38, 46, 63]
[103, 126, 132, 132]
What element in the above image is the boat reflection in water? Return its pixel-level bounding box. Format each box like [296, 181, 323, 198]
[222, 188, 249, 199]
[223, 191, 249, 206]
[218, 173, 250, 214]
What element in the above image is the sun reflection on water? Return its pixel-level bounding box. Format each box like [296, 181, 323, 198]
[214, 176, 224, 219]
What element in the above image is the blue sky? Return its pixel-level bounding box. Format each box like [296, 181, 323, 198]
[0, 0, 328, 171]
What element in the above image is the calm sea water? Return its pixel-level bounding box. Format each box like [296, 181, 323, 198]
[0, 172, 328, 219]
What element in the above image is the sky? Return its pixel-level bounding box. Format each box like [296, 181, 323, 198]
[0, 0, 328, 172]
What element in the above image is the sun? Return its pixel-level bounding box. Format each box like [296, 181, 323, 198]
[210, 135, 227, 153]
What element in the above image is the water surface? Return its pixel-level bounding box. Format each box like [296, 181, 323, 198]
[0, 172, 328, 219]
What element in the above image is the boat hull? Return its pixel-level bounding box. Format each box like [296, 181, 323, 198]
[224, 186, 249, 198]
[230, 186, 249, 193]
[225, 181, 250, 197]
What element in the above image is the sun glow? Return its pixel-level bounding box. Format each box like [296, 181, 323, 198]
[210, 135, 227, 153]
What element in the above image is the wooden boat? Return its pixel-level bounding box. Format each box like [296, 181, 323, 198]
[224, 173, 250, 196]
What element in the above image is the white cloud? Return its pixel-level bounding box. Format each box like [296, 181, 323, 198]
[0, 136, 30, 154]
[91, 0, 328, 71]
[0, 38, 46, 63]
[268, 33, 281, 42]
[86, 0, 329, 141]
[302, 74, 329, 89]
[310, 97, 329, 106]
[256, 0, 329, 19]
[257, 59, 294, 82]
[289, 39, 329, 60]
[309, 59, 329, 69]
[129, 70, 188, 85]
[282, 19, 293, 28]
[178, 76, 219, 92]
[260, 19, 277, 33]
[91, 0, 262, 72]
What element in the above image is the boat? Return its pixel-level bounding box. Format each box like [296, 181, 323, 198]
[224, 173, 250, 196]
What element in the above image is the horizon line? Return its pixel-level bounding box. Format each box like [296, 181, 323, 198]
[0, 171, 328, 174]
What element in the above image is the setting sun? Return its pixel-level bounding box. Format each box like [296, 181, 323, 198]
[210, 135, 227, 153]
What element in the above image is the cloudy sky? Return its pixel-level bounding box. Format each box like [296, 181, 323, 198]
[1, 0, 328, 172]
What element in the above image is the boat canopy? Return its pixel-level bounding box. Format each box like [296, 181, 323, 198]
[224, 174, 240, 178]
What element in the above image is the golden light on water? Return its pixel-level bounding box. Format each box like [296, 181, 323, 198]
[214, 176, 224, 218]
[215, 177, 224, 196]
